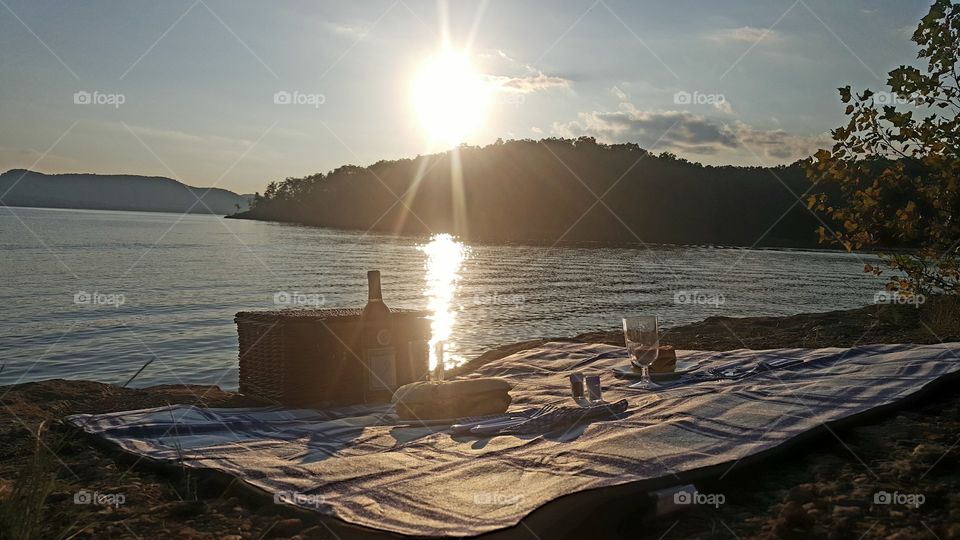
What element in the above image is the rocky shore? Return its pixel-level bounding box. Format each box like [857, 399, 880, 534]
[1, 298, 958, 539]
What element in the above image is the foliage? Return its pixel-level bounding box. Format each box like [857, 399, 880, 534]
[244, 137, 821, 247]
[807, 0, 960, 295]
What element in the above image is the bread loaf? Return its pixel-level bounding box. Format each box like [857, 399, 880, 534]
[392, 378, 513, 420]
[650, 345, 677, 373]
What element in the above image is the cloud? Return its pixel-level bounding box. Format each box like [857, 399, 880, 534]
[713, 98, 734, 115]
[731, 122, 831, 160]
[552, 102, 827, 162]
[487, 71, 570, 93]
[0, 146, 79, 173]
[325, 23, 368, 39]
[479, 49, 571, 95]
[104, 123, 254, 148]
[708, 26, 782, 44]
[553, 105, 738, 153]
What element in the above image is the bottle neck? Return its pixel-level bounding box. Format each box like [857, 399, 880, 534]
[367, 270, 382, 302]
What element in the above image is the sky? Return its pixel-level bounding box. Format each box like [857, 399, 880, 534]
[0, 0, 931, 194]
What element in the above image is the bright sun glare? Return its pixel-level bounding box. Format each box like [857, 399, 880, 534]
[418, 233, 468, 371]
[411, 50, 490, 148]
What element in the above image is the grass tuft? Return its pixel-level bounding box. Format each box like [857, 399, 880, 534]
[0, 422, 57, 540]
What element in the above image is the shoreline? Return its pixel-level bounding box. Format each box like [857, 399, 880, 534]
[226, 211, 841, 252]
[227, 211, 919, 255]
[2, 300, 958, 539]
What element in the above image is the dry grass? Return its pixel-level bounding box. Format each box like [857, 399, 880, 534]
[0, 423, 58, 540]
[923, 295, 960, 339]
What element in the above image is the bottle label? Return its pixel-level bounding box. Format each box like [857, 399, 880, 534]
[366, 347, 396, 390]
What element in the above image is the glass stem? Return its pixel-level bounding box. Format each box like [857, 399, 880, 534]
[641, 365, 651, 384]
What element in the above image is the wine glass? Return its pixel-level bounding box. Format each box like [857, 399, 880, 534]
[623, 315, 659, 388]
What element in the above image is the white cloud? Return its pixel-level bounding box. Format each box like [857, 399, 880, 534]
[325, 23, 368, 39]
[713, 99, 734, 115]
[487, 71, 570, 94]
[708, 26, 782, 44]
[479, 49, 571, 95]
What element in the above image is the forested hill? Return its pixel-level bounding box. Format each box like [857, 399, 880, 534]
[0, 170, 249, 215]
[234, 137, 830, 247]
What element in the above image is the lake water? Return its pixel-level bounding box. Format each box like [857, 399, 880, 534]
[0, 206, 885, 390]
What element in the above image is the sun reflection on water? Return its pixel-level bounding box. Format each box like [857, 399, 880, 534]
[418, 233, 469, 371]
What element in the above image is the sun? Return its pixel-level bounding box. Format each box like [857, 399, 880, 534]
[411, 50, 490, 148]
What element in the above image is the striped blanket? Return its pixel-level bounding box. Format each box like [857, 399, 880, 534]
[67, 342, 960, 537]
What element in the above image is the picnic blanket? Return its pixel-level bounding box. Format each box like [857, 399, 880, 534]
[67, 342, 960, 537]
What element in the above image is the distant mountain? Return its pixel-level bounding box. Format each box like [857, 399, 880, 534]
[0, 170, 249, 215]
[235, 137, 838, 248]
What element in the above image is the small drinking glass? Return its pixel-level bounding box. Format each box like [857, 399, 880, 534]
[623, 315, 659, 389]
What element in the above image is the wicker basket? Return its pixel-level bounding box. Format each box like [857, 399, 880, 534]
[235, 308, 431, 407]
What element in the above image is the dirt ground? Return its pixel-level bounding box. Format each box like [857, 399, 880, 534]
[1, 298, 958, 539]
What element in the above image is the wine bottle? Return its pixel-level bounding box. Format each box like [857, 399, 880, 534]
[361, 270, 396, 400]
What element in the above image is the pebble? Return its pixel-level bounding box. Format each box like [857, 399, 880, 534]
[292, 526, 327, 540]
[158, 500, 206, 518]
[832, 505, 861, 518]
[177, 526, 201, 539]
[268, 518, 304, 538]
[788, 483, 816, 503]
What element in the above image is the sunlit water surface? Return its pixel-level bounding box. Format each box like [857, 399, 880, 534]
[0, 207, 885, 389]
